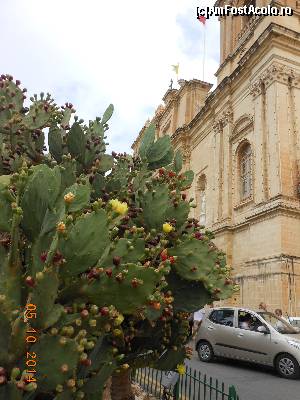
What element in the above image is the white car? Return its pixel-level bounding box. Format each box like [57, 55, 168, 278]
[195, 307, 300, 379]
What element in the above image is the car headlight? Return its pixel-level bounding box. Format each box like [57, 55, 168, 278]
[287, 340, 300, 350]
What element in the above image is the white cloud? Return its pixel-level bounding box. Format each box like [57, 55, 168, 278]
[0, 0, 220, 152]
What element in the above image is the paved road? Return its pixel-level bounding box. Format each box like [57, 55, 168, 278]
[188, 348, 300, 400]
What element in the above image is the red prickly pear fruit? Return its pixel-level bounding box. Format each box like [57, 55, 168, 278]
[0, 376, 6, 385]
[40, 252, 47, 262]
[100, 307, 109, 316]
[80, 358, 92, 366]
[0, 368, 6, 376]
[194, 232, 203, 240]
[152, 302, 161, 310]
[105, 268, 112, 277]
[80, 309, 89, 318]
[158, 168, 165, 176]
[25, 276, 36, 287]
[169, 256, 175, 264]
[131, 278, 138, 288]
[113, 256, 121, 266]
[168, 171, 176, 178]
[160, 250, 168, 261]
[53, 251, 63, 263]
[182, 193, 187, 200]
[87, 268, 99, 279]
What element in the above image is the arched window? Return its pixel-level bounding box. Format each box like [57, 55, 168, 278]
[239, 143, 252, 200]
[197, 175, 206, 226]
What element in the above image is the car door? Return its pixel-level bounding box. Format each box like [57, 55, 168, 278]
[233, 309, 273, 364]
[204, 308, 237, 358]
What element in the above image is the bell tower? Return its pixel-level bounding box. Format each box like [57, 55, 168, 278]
[216, 0, 299, 83]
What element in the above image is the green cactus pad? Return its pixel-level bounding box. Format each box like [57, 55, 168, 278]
[30, 334, 79, 392]
[168, 238, 218, 281]
[23, 100, 53, 130]
[103, 238, 145, 267]
[30, 270, 64, 329]
[148, 147, 174, 170]
[165, 201, 190, 229]
[21, 165, 61, 240]
[101, 104, 114, 125]
[63, 182, 91, 213]
[139, 124, 155, 160]
[166, 271, 211, 312]
[98, 154, 114, 173]
[146, 136, 171, 164]
[9, 316, 27, 363]
[59, 210, 109, 277]
[173, 150, 183, 173]
[82, 264, 162, 314]
[0, 186, 13, 232]
[179, 170, 194, 188]
[67, 123, 86, 164]
[140, 185, 169, 229]
[91, 173, 106, 199]
[59, 160, 77, 190]
[49, 127, 63, 163]
[82, 361, 116, 396]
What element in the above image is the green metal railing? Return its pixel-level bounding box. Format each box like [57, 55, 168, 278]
[132, 366, 239, 400]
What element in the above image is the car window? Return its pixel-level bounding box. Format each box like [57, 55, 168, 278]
[209, 309, 234, 327]
[258, 311, 298, 334]
[238, 310, 262, 331]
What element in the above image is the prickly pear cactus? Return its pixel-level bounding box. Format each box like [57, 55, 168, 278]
[0, 75, 238, 400]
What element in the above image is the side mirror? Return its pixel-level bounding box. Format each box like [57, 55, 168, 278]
[257, 325, 269, 334]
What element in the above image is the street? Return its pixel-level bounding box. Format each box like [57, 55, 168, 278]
[188, 348, 300, 400]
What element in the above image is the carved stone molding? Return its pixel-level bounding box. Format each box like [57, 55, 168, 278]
[250, 63, 300, 97]
[182, 141, 191, 166]
[213, 106, 233, 132]
[230, 114, 254, 142]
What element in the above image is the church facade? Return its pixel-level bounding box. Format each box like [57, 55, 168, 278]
[132, 0, 300, 314]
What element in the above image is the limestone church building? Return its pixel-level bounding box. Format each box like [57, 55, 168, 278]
[132, 0, 300, 314]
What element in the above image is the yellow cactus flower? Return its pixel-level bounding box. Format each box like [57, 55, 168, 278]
[163, 223, 174, 233]
[113, 314, 124, 326]
[109, 199, 128, 215]
[176, 364, 186, 375]
[56, 222, 66, 233]
[64, 192, 75, 204]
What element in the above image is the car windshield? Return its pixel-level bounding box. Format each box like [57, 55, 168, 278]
[258, 311, 299, 334]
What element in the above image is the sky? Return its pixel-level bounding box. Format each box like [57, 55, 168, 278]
[0, 0, 220, 153]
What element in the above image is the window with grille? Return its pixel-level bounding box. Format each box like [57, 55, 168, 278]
[240, 143, 252, 200]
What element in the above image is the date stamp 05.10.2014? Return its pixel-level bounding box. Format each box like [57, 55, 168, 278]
[23, 303, 38, 385]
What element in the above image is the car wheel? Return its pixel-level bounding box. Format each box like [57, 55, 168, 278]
[275, 353, 300, 379]
[197, 341, 214, 362]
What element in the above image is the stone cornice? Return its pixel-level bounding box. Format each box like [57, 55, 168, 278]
[250, 62, 300, 97]
[211, 198, 300, 235]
